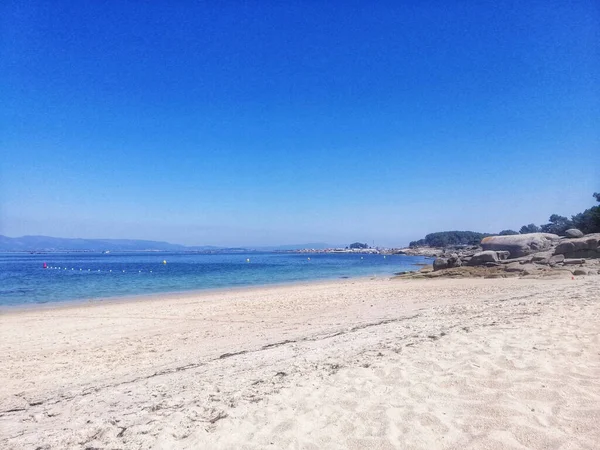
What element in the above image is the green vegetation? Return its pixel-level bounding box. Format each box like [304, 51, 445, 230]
[519, 223, 540, 234]
[569, 192, 600, 234]
[520, 192, 600, 236]
[409, 231, 490, 248]
[539, 214, 572, 235]
[410, 193, 599, 248]
[349, 242, 368, 249]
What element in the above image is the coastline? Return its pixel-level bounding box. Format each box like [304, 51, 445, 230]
[0, 273, 392, 314]
[2, 275, 599, 448]
[0, 252, 431, 310]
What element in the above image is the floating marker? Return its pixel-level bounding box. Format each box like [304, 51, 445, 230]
[163, 260, 167, 264]
[307, 257, 311, 261]
[88, 269, 91, 271]
[139, 270, 141, 273]
[246, 258, 250, 263]
[123, 270, 125, 273]
[109, 270, 112, 272]
[150, 270, 152, 273]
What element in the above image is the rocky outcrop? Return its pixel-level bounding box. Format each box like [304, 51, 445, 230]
[468, 251, 499, 265]
[433, 254, 462, 271]
[404, 231, 600, 279]
[553, 233, 600, 259]
[433, 258, 449, 271]
[564, 228, 584, 238]
[481, 233, 559, 258]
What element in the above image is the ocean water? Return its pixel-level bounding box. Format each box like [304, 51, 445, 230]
[0, 252, 431, 307]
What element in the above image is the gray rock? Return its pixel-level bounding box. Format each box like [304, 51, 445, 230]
[554, 233, 600, 258]
[564, 228, 584, 238]
[496, 251, 510, 260]
[448, 255, 462, 268]
[505, 262, 526, 272]
[572, 269, 589, 276]
[531, 251, 554, 265]
[522, 265, 541, 276]
[563, 258, 585, 265]
[500, 255, 534, 265]
[433, 258, 448, 271]
[481, 233, 559, 258]
[468, 251, 499, 266]
[548, 254, 565, 265]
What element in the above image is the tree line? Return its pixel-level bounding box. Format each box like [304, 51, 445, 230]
[409, 192, 599, 248]
[518, 192, 599, 235]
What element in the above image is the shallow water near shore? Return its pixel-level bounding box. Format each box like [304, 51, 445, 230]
[0, 252, 430, 306]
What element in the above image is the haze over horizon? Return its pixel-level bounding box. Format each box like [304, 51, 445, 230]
[2, 1, 599, 247]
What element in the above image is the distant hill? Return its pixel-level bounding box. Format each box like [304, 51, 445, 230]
[0, 235, 336, 252]
[0, 235, 218, 252]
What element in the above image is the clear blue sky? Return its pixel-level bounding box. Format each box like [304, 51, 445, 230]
[1, 1, 599, 247]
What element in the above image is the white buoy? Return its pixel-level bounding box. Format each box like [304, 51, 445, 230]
[109, 270, 112, 272]
[246, 258, 250, 263]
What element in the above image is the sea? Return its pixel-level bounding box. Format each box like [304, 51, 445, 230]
[0, 252, 431, 307]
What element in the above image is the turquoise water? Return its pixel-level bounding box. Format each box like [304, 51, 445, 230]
[0, 252, 430, 307]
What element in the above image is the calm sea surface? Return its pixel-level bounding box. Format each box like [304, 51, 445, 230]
[0, 252, 431, 307]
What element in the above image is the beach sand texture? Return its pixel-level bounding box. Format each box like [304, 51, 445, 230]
[1, 277, 599, 449]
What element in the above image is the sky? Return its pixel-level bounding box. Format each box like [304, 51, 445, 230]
[1, 1, 599, 247]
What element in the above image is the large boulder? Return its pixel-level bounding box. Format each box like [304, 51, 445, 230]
[433, 258, 448, 271]
[548, 254, 565, 265]
[554, 233, 600, 259]
[573, 269, 590, 276]
[468, 251, 499, 266]
[564, 228, 584, 238]
[432, 255, 462, 271]
[531, 251, 554, 265]
[481, 233, 559, 258]
[504, 262, 527, 273]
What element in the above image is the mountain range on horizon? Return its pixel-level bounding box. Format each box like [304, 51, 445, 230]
[0, 235, 335, 252]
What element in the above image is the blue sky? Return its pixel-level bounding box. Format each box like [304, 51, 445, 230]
[1, 1, 599, 247]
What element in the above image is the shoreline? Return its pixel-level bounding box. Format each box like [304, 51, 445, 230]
[0, 273, 395, 314]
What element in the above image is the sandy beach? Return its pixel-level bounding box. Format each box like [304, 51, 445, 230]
[1, 276, 599, 449]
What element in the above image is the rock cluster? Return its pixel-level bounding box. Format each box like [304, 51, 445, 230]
[428, 230, 600, 278]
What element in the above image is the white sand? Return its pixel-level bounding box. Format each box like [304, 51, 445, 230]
[1, 276, 599, 449]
